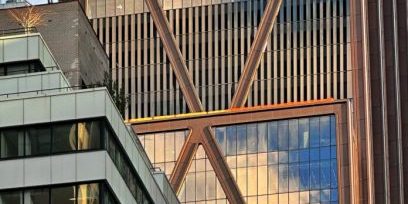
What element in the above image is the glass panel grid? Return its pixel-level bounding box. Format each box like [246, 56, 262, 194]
[140, 115, 338, 204]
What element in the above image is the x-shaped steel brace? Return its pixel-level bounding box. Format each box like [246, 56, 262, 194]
[143, 0, 282, 203]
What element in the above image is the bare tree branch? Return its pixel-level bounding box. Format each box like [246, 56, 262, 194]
[8, 5, 48, 29]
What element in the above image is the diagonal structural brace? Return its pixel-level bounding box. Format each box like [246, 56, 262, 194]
[201, 126, 244, 204]
[144, 0, 245, 203]
[230, 0, 283, 108]
[144, 0, 203, 112]
[169, 131, 200, 192]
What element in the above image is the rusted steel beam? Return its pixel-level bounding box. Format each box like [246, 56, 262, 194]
[201, 126, 244, 204]
[132, 101, 344, 134]
[230, 0, 283, 108]
[169, 131, 200, 193]
[144, 0, 203, 112]
[144, 1, 245, 202]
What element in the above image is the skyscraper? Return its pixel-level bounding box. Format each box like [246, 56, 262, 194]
[84, 0, 354, 203]
[86, 0, 352, 119]
[14, 0, 405, 203]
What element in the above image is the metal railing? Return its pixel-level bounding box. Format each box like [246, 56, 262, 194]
[0, 27, 37, 37]
[0, 83, 107, 99]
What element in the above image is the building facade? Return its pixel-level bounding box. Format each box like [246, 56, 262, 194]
[86, 0, 352, 119]
[0, 0, 405, 203]
[55, 0, 407, 203]
[82, 0, 355, 203]
[0, 23, 179, 204]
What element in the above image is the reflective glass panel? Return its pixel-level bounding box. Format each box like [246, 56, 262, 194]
[310, 118, 319, 148]
[289, 120, 298, 150]
[0, 129, 24, 158]
[267, 122, 278, 151]
[0, 191, 22, 204]
[257, 123, 267, 152]
[140, 115, 339, 203]
[52, 123, 77, 153]
[278, 121, 288, 150]
[78, 183, 100, 204]
[236, 125, 246, 155]
[26, 126, 51, 156]
[298, 118, 309, 149]
[246, 124, 257, 154]
[226, 126, 237, 156]
[24, 188, 49, 204]
[215, 127, 226, 155]
[78, 121, 101, 150]
[50, 186, 75, 204]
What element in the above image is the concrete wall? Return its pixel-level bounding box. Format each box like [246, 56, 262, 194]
[0, 1, 109, 86]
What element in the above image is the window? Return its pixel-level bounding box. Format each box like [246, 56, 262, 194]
[50, 186, 75, 204]
[25, 188, 49, 204]
[210, 115, 338, 203]
[52, 123, 77, 153]
[26, 126, 51, 156]
[257, 123, 267, 153]
[215, 127, 226, 155]
[247, 124, 257, 154]
[0, 119, 108, 158]
[0, 129, 24, 158]
[236, 125, 247, 155]
[267, 122, 278, 151]
[226, 126, 236, 156]
[0, 191, 22, 204]
[78, 183, 100, 204]
[78, 121, 102, 150]
[0, 119, 152, 204]
[0, 66, 5, 76]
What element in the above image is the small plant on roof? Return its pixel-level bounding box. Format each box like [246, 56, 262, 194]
[8, 3, 47, 31]
[101, 71, 130, 118]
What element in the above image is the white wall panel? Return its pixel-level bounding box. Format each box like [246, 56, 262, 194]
[75, 90, 106, 118]
[51, 154, 76, 184]
[51, 94, 76, 121]
[0, 99, 23, 127]
[41, 72, 62, 91]
[0, 160, 24, 189]
[18, 75, 42, 93]
[24, 157, 51, 186]
[76, 152, 106, 181]
[3, 37, 27, 62]
[0, 78, 18, 95]
[24, 96, 51, 124]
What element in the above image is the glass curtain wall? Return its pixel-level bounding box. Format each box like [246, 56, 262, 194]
[139, 115, 338, 204]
